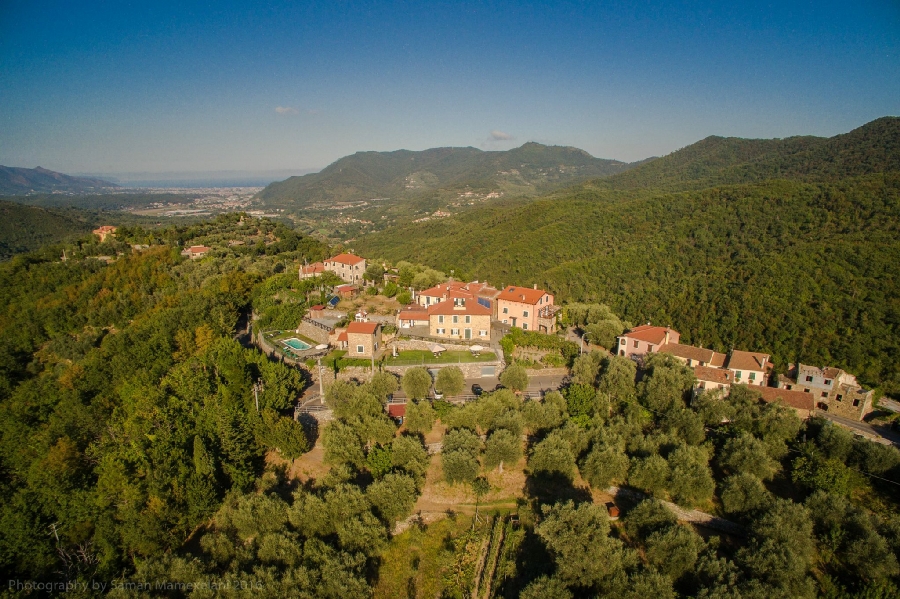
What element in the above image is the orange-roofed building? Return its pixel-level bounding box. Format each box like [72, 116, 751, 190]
[616, 324, 680, 359]
[181, 245, 211, 259]
[299, 261, 326, 280]
[345, 321, 381, 359]
[658, 343, 727, 368]
[427, 298, 492, 342]
[753, 385, 815, 418]
[693, 365, 734, 397]
[396, 305, 430, 329]
[496, 285, 557, 333]
[726, 350, 772, 387]
[325, 253, 366, 283]
[93, 225, 117, 242]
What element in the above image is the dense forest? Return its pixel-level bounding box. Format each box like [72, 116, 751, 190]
[0, 200, 95, 260]
[1, 214, 899, 597]
[357, 118, 900, 395]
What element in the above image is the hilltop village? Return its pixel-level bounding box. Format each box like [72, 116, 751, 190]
[293, 251, 875, 425]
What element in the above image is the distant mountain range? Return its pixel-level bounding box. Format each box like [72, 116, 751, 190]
[0, 165, 119, 195]
[257, 142, 648, 208]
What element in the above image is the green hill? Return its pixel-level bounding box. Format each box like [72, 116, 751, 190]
[257, 142, 641, 208]
[0, 165, 119, 194]
[0, 200, 95, 260]
[356, 118, 900, 394]
[594, 116, 900, 192]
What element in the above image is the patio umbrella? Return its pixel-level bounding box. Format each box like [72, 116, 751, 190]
[315, 344, 328, 350]
[430, 344, 446, 354]
[469, 345, 484, 352]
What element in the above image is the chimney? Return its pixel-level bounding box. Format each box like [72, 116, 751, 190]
[664, 328, 670, 345]
[533, 284, 538, 290]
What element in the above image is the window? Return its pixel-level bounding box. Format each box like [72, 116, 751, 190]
[821, 391, 828, 398]
[522, 323, 528, 330]
[451, 328, 459, 336]
[523, 310, 529, 318]
[836, 394, 843, 402]
[620, 338, 626, 345]
[633, 340, 639, 348]
[465, 315, 470, 324]
[805, 375, 813, 382]
[735, 371, 742, 379]
[804, 388, 810, 393]
[438, 315, 444, 324]
[356, 345, 364, 354]
[824, 379, 832, 385]
[502, 319, 508, 324]
[749, 372, 756, 381]
[502, 307, 508, 314]
[437, 328, 445, 334]
[786, 385, 793, 390]
[452, 315, 458, 324]
[479, 330, 488, 336]
[852, 398, 860, 407]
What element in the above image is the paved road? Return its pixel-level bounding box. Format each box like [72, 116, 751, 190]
[818, 411, 900, 446]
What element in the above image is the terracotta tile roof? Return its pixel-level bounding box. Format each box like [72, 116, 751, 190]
[301, 262, 325, 274]
[347, 321, 379, 334]
[659, 343, 727, 366]
[335, 284, 357, 292]
[755, 385, 814, 411]
[186, 245, 211, 254]
[93, 225, 117, 234]
[694, 366, 733, 384]
[328, 253, 365, 265]
[398, 306, 429, 321]
[497, 285, 550, 305]
[427, 300, 492, 316]
[336, 332, 348, 342]
[621, 325, 676, 345]
[727, 350, 771, 372]
[387, 403, 406, 417]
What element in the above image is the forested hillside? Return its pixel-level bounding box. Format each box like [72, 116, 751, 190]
[0, 165, 118, 194]
[0, 200, 94, 260]
[257, 142, 640, 209]
[0, 215, 338, 585]
[357, 118, 900, 395]
[592, 116, 900, 192]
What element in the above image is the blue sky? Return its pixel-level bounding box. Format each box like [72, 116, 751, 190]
[1, 0, 898, 174]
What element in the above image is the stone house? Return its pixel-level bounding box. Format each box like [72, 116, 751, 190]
[181, 245, 211, 259]
[726, 350, 772, 387]
[299, 261, 325, 280]
[778, 363, 873, 420]
[415, 281, 498, 310]
[496, 285, 557, 332]
[616, 324, 681, 359]
[427, 299, 492, 342]
[346, 321, 381, 359]
[325, 253, 366, 283]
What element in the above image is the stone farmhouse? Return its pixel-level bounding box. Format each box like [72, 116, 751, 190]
[331, 321, 381, 359]
[299, 261, 326, 279]
[325, 253, 366, 283]
[427, 298, 492, 342]
[777, 363, 873, 421]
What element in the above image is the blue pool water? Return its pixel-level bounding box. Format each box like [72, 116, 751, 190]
[284, 338, 311, 351]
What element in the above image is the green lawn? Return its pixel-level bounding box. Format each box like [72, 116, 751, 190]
[383, 350, 497, 366]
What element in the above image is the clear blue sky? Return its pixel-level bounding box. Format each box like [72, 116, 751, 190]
[1, 0, 898, 174]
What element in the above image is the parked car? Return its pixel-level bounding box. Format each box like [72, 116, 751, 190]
[471, 384, 483, 396]
[433, 388, 444, 400]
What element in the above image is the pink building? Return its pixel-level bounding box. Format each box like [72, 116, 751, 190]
[616, 325, 680, 359]
[496, 285, 557, 332]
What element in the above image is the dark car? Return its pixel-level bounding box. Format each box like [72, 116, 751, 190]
[471, 384, 483, 396]
[493, 384, 505, 392]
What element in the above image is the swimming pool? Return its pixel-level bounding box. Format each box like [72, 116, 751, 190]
[284, 338, 311, 351]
